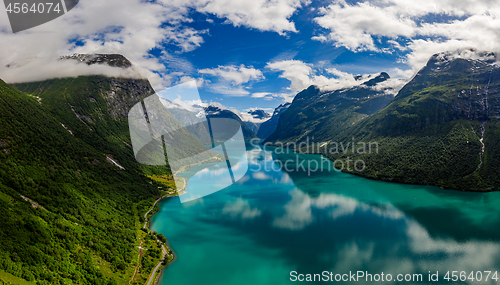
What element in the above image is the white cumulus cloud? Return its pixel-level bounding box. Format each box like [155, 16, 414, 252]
[0, 0, 309, 87]
[195, 0, 311, 34]
[199, 64, 264, 85]
[266, 60, 397, 94]
[199, 64, 264, 96]
[312, 0, 500, 75]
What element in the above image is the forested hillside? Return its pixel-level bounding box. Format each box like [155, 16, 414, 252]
[0, 49, 200, 285]
[324, 50, 500, 191]
[267, 49, 500, 192]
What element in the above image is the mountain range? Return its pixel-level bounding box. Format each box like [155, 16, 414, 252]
[2, 49, 500, 284]
[265, 49, 500, 192]
[265, 72, 396, 143]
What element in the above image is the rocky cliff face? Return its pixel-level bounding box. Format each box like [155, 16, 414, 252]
[12, 54, 158, 175]
[426, 51, 499, 121]
[60, 53, 133, 68]
[17, 54, 154, 123]
[101, 77, 155, 120]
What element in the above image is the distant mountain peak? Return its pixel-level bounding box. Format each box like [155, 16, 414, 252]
[247, 109, 271, 120]
[60, 54, 132, 68]
[203, 105, 223, 115]
[362, 72, 390, 87]
[306, 85, 321, 92]
[353, 72, 389, 83]
[298, 72, 393, 103]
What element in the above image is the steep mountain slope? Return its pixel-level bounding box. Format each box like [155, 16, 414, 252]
[60, 54, 133, 68]
[256, 103, 290, 139]
[324, 49, 500, 191]
[0, 77, 161, 284]
[2, 54, 219, 283]
[14, 56, 218, 174]
[265, 72, 395, 143]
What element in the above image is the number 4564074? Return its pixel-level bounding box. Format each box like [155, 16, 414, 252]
[5, 2, 62, 14]
[444, 271, 499, 282]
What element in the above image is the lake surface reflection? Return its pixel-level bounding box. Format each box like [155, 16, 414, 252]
[152, 143, 500, 284]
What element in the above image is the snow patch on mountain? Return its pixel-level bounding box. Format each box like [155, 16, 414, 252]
[433, 49, 497, 64]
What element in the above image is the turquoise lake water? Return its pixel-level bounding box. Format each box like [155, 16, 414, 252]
[151, 143, 500, 284]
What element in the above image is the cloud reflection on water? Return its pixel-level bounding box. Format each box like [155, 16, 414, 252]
[172, 145, 500, 285]
[269, 188, 500, 284]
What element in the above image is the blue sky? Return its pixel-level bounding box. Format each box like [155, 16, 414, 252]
[1, 0, 500, 113]
[156, 2, 410, 111]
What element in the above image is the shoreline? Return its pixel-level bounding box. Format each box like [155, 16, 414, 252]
[320, 153, 496, 193]
[151, 237, 178, 285]
[262, 144, 496, 193]
[145, 175, 187, 285]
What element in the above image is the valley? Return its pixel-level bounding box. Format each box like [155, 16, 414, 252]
[2, 49, 500, 285]
[2, 0, 500, 283]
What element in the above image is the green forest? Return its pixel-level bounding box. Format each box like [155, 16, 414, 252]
[0, 76, 173, 284]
